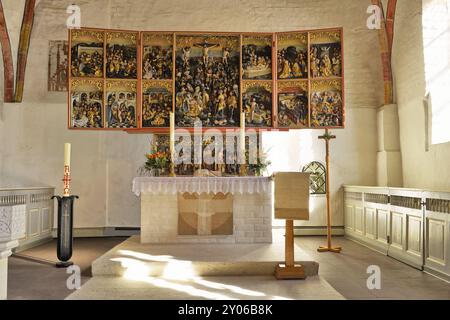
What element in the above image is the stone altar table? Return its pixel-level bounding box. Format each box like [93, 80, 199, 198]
[133, 177, 273, 244]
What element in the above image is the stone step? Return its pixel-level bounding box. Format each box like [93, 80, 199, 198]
[92, 235, 319, 277]
[66, 276, 343, 300]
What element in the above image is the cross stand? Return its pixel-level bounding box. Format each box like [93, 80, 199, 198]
[317, 129, 342, 253]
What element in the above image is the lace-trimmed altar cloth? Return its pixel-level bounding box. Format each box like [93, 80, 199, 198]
[132, 176, 273, 196]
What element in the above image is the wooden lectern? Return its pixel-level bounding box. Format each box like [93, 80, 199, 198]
[273, 172, 310, 280]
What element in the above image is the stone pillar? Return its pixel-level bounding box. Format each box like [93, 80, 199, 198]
[377, 104, 403, 187]
[0, 240, 18, 300]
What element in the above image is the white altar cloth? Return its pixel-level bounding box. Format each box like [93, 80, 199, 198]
[132, 176, 272, 196]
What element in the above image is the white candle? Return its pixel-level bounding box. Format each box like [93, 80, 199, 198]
[240, 112, 245, 154]
[64, 143, 71, 167]
[169, 112, 175, 159]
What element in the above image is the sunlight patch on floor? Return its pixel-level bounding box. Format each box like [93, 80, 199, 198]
[111, 253, 291, 300]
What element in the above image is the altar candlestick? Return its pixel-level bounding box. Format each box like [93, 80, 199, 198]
[239, 112, 247, 176]
[169, 112, 175, 155]
[63, 143, 71, 197]
[240, 112, 245, 154]
[169, 112, 176, 177]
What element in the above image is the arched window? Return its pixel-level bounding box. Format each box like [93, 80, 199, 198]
[423, 0, 450, 145]
[302, 161, 326, 195]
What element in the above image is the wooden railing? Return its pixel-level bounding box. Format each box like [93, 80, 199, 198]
[0, 186, 55, 251]
[343, 185, 450, 281]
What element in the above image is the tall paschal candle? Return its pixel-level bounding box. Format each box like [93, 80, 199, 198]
[64, 143, 71, 168]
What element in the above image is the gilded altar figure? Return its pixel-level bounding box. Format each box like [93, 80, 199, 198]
[105, 80, 137, 128]
[242, 81, 272, 127]
[106, 31, 138, 79]
[70, 30, 104, 78]
[310, 30, 342, 78]
[242, 35, 272, 80]
[175, 35, 240, 127]
[277, 32, 308, 80]
[142, 81, 172, 128]
[277, 81, 309, 128]
[70, 79, 103, 128]
[142, 33, 173, 80]
[310, 80, 343, 127]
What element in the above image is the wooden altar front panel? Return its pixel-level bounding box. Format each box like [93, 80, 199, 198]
[68, 27, 344, 133]
[178, 192, 233, 236]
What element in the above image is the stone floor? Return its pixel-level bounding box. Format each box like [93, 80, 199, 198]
[7, 235, 450, 300]
[7, 237, 125, 300]
[66, 275, 344, 300]
[298, 236, 449, 300]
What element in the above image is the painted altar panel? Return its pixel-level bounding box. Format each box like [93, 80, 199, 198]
[142, 33, 173, 80]
[106, 31, 138, 79]
[70, 29, 104, 78]
[276, 32, 308, 80]
[68, 28, 344, 131]
[105, 80, 138, 128]
[69, 79, 104, 128]
[142, 80, 172, 128]
[310, 29, 342, 78]
[310, 79, 343, 128]
[175, 34, 240, 127]
[277, 80, 309, 128]
[242, 35, 272, 80]
[242, 81, 272, 127]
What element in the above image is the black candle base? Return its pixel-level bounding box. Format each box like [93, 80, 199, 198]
[56, 261, 74, 268]
[52, 195, 78, 269]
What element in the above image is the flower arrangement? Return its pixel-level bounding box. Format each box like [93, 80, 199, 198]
[248, 150, 271, 176]
[139, 141, 169, 176]
[145, 151, 168, 169]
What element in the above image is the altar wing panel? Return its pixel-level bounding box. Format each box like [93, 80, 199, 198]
[68, 28, 344, 131]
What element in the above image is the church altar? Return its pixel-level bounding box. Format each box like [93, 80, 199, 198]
[133, 176, 273, 244]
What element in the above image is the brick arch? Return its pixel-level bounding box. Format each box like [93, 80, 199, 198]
[0, 0, 35, 103]
[0, 0, 14, 102]
[371, 0, 397, 105]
